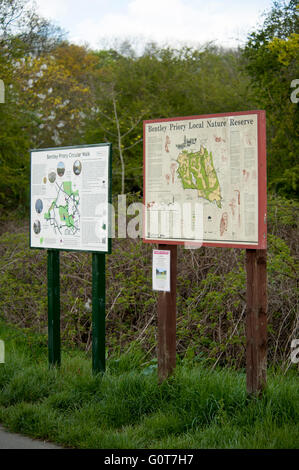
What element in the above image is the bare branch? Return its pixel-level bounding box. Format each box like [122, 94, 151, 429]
[121, 115, 145, 139]
[97, 108, 114, 123]
[124, 138, 143, 151]
[112, 94, 125, 193]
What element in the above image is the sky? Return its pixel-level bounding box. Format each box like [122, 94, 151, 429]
[31, 0, 275, 51]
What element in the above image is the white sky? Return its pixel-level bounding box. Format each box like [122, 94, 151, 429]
[31, 0, 275, 50]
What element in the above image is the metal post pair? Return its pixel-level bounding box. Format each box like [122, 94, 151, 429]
[47, 250, 105, 374]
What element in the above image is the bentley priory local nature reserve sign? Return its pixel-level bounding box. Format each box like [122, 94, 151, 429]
[143, 110, 268, 392]
[143, 110, 266, 249]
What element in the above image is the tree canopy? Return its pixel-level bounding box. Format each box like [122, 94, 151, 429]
[0, 0, 298, 214]
[244, 0, 299, 197]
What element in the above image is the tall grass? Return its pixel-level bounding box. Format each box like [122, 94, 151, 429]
[0, 321, 298, 449]
[0, 195, 298, 370]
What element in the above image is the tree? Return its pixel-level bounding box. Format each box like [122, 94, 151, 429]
[0, 0, 64, 55]
[243, 0, 299, 198]
[84, 42, 253, 195]
[0, 0, 65, 212]
[17, 43, 99, 148]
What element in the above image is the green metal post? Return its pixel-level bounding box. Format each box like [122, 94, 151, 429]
[92, 252, 106, 374]
[47, 249, 61, 367]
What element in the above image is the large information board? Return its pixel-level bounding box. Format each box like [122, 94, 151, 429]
[30, 143, 111, 253]
[143, 111, 266, 249]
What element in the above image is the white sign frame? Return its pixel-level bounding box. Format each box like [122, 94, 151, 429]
[30, 143, 112, 253]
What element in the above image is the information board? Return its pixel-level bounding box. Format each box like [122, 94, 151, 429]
[143, 111, 266, 249]
[152, 249, 171, 292]
[30, 144, 111, 253]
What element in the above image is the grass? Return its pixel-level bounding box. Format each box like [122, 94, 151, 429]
[0, 320, 298, 449]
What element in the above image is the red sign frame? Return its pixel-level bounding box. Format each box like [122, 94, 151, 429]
[143, 110, 267, 249]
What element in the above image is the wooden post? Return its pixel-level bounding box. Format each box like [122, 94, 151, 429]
[157, 244, 177, 383]
[246, 249, 267, 394]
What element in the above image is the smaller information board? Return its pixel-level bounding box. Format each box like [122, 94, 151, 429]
[30, 144, 111, 253]
[152, 249, 171, 292]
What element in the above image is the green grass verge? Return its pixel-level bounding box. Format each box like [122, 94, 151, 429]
[0, 320, 298, 449]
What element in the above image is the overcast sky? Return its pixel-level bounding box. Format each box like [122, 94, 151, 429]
[31, 0, 275, 50]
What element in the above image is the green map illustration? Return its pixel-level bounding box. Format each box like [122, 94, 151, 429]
[44, 181, 80, 235]
[177, 145, 222, 208]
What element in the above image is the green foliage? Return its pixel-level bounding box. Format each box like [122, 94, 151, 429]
[0, 365, 58, 406]
[0, 1, 298, 208]
[0, 192, 298, 370]
[267, 193, 299, 228]
[269, 165, 299, 200]
[0, 0, 65, 212]
[0, 323, 298, 448]
[243, 1, 299, 193]
[84, 44, 254, 194]
[267, 233, 298, 278]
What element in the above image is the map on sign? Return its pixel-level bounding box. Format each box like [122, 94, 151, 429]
[143, 112, 266, 248]
[44, 181, 80, 236]
[30, 144, 111, 253]
[177, 146, 222, 208]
